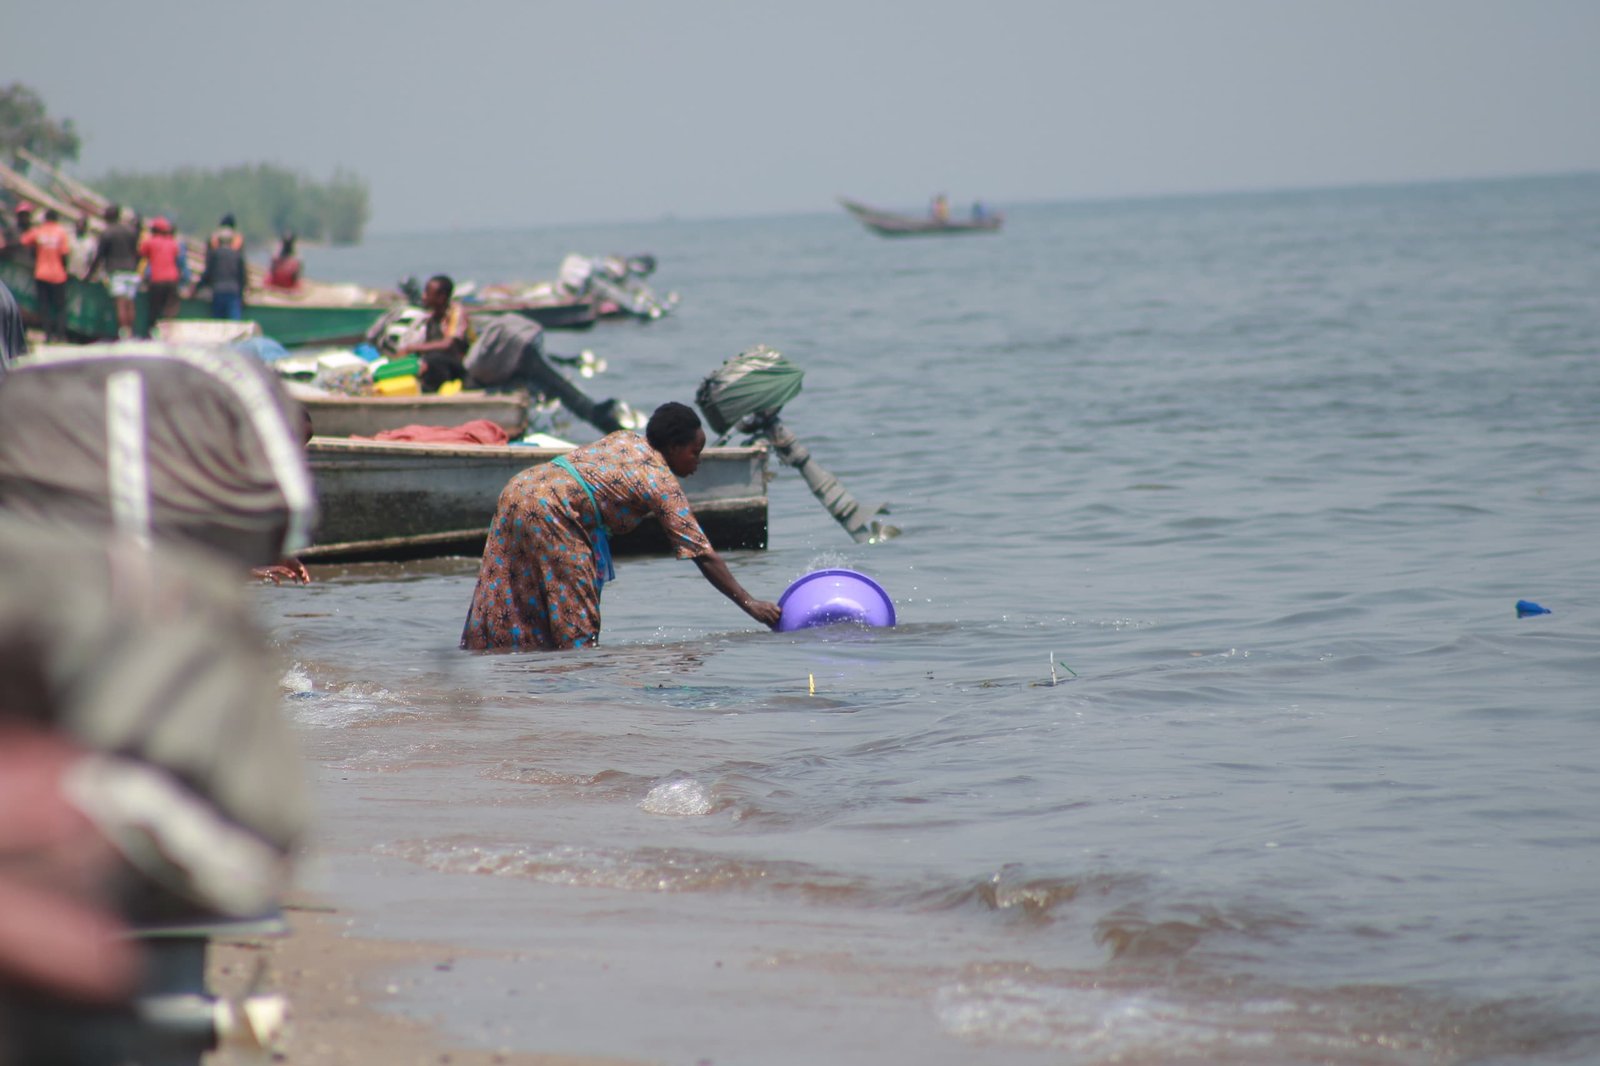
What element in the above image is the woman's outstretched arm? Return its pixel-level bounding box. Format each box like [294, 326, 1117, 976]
[694, 551, 782, 628]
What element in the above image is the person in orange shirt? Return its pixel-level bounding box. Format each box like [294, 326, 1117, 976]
[137, 217, 184, 328]
[20, 209, 72, 342]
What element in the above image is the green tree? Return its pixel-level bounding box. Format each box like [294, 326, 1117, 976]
[0, 82, 81, 164]
[96, 163, 371, 246]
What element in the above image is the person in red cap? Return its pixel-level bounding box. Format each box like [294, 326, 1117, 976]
[20, 208, 73, 342]
[137, 217, 183, 330]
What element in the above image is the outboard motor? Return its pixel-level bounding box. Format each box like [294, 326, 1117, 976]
[556, 253, 678, 320]
[696, 346, 896, 543]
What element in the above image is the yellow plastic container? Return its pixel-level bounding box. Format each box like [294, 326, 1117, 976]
[373, 374, 420, 397]
[437, 379, 463, 396]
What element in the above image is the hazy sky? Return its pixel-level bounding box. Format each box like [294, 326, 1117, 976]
[6, 0, 1597, 234]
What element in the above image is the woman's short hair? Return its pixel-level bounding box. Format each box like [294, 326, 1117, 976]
[646, 401, 702, 452]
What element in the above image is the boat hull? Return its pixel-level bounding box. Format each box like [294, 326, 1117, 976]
[292, 389, 532, 439]
[838, 197, 1002, 237]
[1, 259, 120, 340]
[302, 438, 769, 562]
[174, 298, 385, 348]
[472, 300, 599, 332]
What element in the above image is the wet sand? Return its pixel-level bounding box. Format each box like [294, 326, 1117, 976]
[205, 900, 648, 1066]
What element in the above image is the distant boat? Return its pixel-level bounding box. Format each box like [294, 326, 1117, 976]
[838, 197, 1003, 237]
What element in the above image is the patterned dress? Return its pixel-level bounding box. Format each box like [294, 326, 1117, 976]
[460, 432, 713, 651]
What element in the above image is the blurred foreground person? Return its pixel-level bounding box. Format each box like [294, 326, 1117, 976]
[0, 276, 24, 375]
[0, 342, 317, 1062]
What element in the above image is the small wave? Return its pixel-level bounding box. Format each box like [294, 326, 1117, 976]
[284, 676, 422, 730]
[478, 762, 654, 797]
[379, 838, 870, 901]
[1093, 902, 1303, 964]
[280, 664, 314, 696]
[639, 777, 715, 817]
[910, 867, 1145, 925]
[933, 969, 1586, 1062]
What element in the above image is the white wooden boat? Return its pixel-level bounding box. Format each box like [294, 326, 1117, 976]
[302, 437, 769, 562]
[291, 389, 532, 439]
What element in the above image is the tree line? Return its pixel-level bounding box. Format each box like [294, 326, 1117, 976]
[94, 164, 370, 246]
[2, 82, 370, 246]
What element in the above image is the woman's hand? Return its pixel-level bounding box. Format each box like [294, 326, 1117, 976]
[745, 599, 783, 628]
[251, 558, 311, 585]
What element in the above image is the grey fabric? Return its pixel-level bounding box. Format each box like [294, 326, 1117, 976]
[466, 315, 624, 433]
[0, 515, 308, 919]
[0, 342, 316, 566]
[0, 340, 318, 921]
[464, 312, 545, 385]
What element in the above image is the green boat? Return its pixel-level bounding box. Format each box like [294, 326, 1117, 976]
[172, 296, 385, 348]
[1, 258, 120, 339]
[2, 258, 387, 348]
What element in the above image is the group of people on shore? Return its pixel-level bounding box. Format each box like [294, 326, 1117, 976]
[1, 199, 303, 342]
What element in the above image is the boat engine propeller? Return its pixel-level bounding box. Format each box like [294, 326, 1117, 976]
[696, 346, 898, 544]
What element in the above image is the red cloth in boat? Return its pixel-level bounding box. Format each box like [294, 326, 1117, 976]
[360, 419, 510, 445]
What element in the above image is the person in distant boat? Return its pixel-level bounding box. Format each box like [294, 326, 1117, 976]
[396, 274, 475, 392]
[192, 212, 248, 320]
[460, 401, 782, 652]
[971, 201, 987, 222]
[20, 208, 73, 342]
[86, 205, 142, 338]
[931, 194, 950, 223]
[266, 233, 302, 290]
[138, 216, 184, 328]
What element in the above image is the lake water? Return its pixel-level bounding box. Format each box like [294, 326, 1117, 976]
[263, 176, 1600, 1065]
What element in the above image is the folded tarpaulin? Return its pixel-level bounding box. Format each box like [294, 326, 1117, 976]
[359, 418, 510, 445]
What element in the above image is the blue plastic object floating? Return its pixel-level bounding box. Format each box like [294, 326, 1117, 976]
[1516, 600, 1551, 618]
[776, 569, 896, 632]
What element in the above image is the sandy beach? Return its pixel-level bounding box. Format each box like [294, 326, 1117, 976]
[205, 900, 648, 1066]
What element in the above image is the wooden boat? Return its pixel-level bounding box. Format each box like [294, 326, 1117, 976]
[302, 437, 770, 562]
[838, 197, 1003, 237]
[173, 296, 387, 348]
[287, 386, 532, 439]
[499, 298, 598, 331]
[0, 258, 120, 340]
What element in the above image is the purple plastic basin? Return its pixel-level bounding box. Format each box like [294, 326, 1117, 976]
[776, 569, 896, 632]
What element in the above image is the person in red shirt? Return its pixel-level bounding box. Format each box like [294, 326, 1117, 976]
[21, 209, 73, 342]
[137, 217, 183, 328]
[265, 233, 302, 291]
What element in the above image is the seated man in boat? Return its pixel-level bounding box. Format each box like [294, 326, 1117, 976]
[395, 273, 476, 392]
[460, 401, 781, 652]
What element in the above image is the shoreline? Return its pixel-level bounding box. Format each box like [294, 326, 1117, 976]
[205, 899, 645, 1066]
